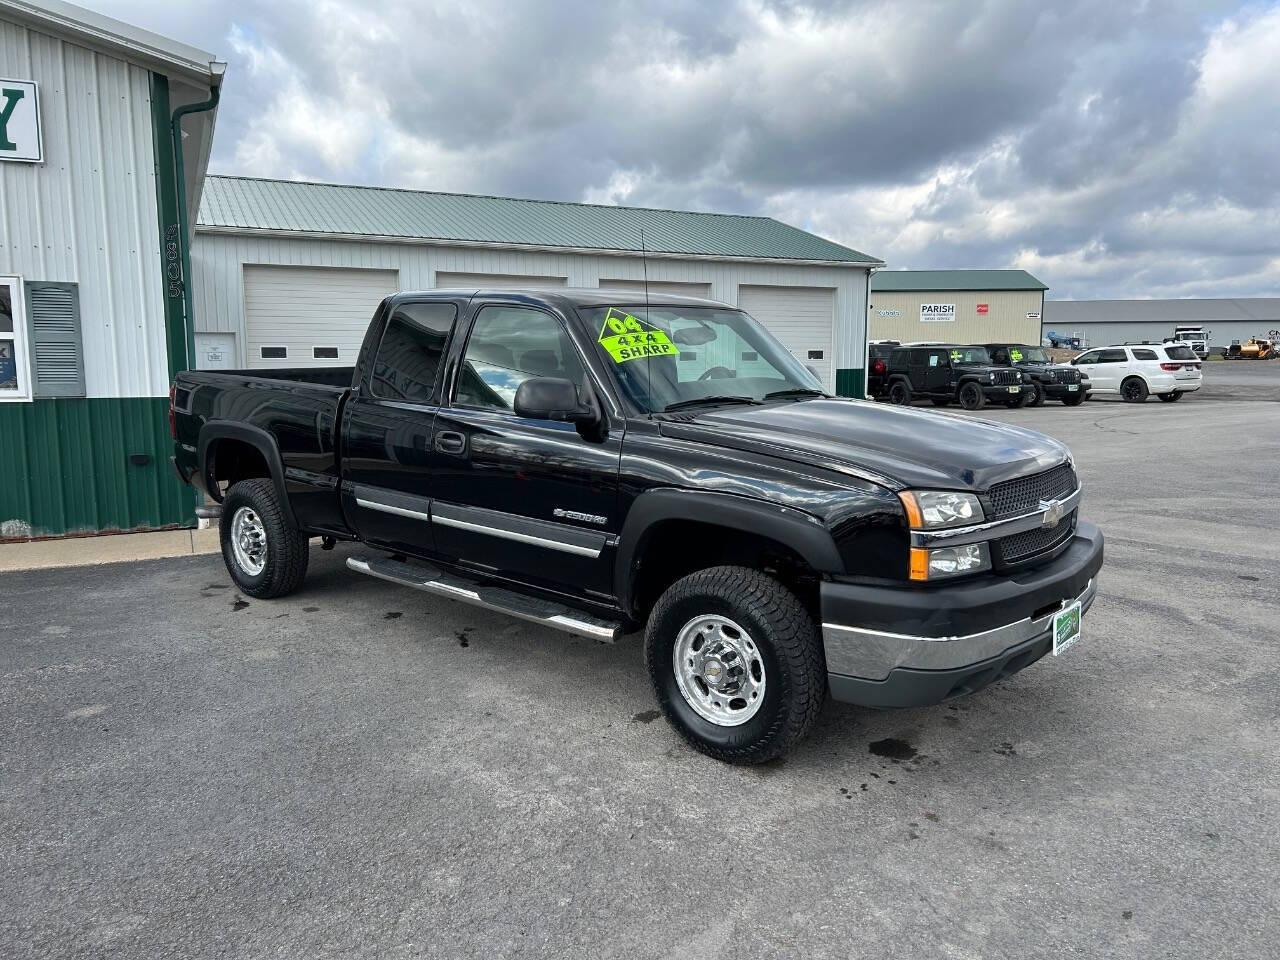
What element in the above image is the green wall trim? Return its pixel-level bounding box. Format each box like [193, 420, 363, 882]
[836, 367, 865, 398]
[0, 397, 195, 539]
[149, 72, 188, 378]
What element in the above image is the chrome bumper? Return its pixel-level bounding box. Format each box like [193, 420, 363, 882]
[822, 577, 1097, 682]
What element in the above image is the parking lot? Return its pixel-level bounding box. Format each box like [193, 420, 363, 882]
[2, 363, 1277, 960]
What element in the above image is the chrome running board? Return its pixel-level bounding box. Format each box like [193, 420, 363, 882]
[346, 555, 621, 643]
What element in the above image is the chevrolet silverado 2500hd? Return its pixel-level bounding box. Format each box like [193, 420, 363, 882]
[171, 289, 1104, 763]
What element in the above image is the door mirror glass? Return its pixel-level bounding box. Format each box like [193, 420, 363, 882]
[513, 376, 597, 424]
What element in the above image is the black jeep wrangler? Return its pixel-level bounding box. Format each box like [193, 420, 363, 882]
[984, 343, 1087, 406]
[885, 344, 1028, 410]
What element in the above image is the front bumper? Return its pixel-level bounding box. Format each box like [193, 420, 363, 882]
[821, 521, 1104, 708]
[982, 383, 1026, 399]
[1042, 381, 1084, 399]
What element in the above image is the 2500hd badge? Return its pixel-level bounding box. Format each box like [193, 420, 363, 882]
[171, 288, 1103, 764]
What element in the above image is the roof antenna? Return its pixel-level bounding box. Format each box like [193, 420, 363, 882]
[641, 227, 654, 418]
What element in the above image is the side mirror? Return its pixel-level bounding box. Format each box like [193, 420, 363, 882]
[1069, 358, 1078, 365]
[514, 376, 598, 425]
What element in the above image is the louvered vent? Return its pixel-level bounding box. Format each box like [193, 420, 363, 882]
[27, 282, 84, 397]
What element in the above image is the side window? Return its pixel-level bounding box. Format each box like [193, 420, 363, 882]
[927, 352, 940, 368]
[370, 302, 458, 402]
[1132, 348, 1158, 360]
[456, 305, 583, 412]
[1099, 349, 1128, 363]
[1075, 351, 1099, 365]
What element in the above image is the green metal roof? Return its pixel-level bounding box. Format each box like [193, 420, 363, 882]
[871, 269, 1047, 292]
[196, 176, 880, 265]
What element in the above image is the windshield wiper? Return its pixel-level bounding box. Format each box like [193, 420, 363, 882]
[662, 395, 762, 412]
[762, 387, 827, 400]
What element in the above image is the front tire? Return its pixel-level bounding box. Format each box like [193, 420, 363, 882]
[1062, 392, 1085, 406]
[1121, 377, 1149, 403]
[1027, 383, 1045, 407]
[220, 478, 310, 598]
[959, 381, 985, 410]
[645, 566, 825, 764]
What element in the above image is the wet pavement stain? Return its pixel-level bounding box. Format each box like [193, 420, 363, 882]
[1238, 575, 1259, 581]
[1122, 911, 1133, 920]
[994, 741, 1017, 757]
[303, 607, 319, 613]
[384, 611, 403, 620]
[205, 584, 231, 590]
[869, 737, 918, 762]
[456, 628, 473, 647]
[232, 597, 249, 612]
[631, 709, 661, 724]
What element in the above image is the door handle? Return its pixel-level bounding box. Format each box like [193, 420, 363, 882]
[435, 431, 466, 454]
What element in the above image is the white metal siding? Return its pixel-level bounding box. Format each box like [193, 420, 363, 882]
[243, 265, 398, 368]
[598, 279, 712, 299]
[737, 285, 836, 389]
[0, 19, 168, 397]
[434, 271, 566, 289]
[192, 234, 870, 384]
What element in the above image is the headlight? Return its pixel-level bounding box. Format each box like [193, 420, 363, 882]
[988, 372, 995, 381]
[910, 543, 992, 581]
[898, 490, 984, 528]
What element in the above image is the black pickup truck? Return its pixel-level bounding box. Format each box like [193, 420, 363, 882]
[171, 289, 1103, 763]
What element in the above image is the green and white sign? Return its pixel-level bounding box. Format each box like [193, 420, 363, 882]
[0, 79, 43, 163]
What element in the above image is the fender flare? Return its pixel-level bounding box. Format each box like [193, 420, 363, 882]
[613, 488, 843, 616]
[197, 421, 298, 528]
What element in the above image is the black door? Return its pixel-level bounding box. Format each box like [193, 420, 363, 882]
[428, 302, 623, 602]
[341, 298, 464, 556]
[924, 349, 951, 393]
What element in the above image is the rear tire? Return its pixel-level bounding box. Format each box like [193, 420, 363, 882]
[220, 478, 310, 598]
[1121, 377, 1149, 403]
[959, 381, 985, 410]
[888, 380, 912, 405]
[645, 566, 825, 765]
[1027, 383, 1045, 407]
[1158, 391, 1183, 402]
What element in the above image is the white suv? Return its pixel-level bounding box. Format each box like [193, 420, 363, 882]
[1071, 344, 1202, 403]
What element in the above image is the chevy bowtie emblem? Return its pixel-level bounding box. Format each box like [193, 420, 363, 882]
[1040, 499, 1065, 528]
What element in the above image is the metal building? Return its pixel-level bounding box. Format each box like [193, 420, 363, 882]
[1041, 298, 1280, 351]
[191, 176, 882, 397]
[868, 270, 1047, 345]
[0, 0, 222, 537]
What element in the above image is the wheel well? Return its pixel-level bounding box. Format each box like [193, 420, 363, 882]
[630, 520, 820, 622]
[208, 438, 271, 495]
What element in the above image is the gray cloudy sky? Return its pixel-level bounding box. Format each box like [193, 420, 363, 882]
[98, 0, 1280, 299]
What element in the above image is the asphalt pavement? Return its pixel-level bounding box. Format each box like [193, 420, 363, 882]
[2, 362, 1278, 959]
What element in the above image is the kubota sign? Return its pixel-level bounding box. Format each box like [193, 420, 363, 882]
[0, 79, 42, 163]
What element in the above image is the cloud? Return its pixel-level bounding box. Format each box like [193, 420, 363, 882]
[93, 0, 1280, 298]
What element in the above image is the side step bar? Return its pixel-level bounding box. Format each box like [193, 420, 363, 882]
[346, 555, 622, 643]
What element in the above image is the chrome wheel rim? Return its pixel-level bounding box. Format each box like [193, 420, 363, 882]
[672, 615, 766, 726]
[230, 506, 267, 576]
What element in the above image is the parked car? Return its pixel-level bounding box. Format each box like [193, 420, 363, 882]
[865, 339, 900, 399]
[984, 343, 1087, 407]
[171, 289, 1103, 764]
[884, 344, 1028, 410]
[1071, 344, 1202, 402]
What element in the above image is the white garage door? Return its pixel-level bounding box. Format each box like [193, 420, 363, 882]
[737, 285, 836, 390]
[598, 279, 712, 299]
[434, 272, 567, 289]
[244, 265, 398, 368]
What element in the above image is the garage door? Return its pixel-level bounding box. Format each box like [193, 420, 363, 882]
[737, 286, 836, 390]
[598, 279, 712, 299]
[244, 265, 399, 368]
[434, 272, 566, 289]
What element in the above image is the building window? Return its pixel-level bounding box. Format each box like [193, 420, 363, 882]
[260, 346, 287, 360]
[313, 346, 339, 360]
[0, 277, 30, 401]
[807, 349, 824, 360]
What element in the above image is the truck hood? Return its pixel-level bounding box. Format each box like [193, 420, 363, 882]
[658, 399, 1069, 492]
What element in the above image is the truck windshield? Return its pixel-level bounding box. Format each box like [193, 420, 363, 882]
[1009, 346, 1049, 364]
[949, 346, 992, 365]
[581, 305, 824, 413]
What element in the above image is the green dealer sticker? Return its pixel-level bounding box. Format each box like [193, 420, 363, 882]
[598, 307, 679, 364]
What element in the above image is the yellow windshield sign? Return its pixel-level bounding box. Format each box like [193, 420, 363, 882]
[950, 349, 963, 363]
[1010, 348, 1024, 362]
[598, 307, 679, 364]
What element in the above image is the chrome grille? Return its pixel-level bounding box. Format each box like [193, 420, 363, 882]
[996, 511, 1076, 564]
[984, 462, 1077, 520]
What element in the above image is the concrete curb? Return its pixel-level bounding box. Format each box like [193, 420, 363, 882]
[0, 528, 221, 572]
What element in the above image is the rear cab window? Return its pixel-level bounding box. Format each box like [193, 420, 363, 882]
[370, 302, 459, 403]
